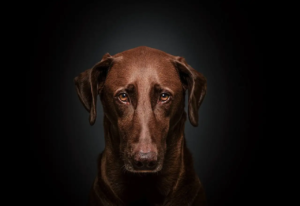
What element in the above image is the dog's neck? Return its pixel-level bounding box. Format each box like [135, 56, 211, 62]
[95, 112, 194, 205]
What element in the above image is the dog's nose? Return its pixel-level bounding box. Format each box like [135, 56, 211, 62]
[132, 152, 158, 170]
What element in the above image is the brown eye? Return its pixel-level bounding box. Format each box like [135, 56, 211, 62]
[118, 93, 129, 102]
[159, 93, 170, 102]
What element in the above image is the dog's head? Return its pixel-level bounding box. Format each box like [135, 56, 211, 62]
[74, 46, 206, 173]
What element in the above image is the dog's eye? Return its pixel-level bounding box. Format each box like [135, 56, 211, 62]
[118, 93, 129, 102]
[159, 93, 170, 102]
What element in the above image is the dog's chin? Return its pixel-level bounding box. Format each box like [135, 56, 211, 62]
[124, 164, 163, 173]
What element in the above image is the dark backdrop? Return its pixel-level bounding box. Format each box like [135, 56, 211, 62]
[27, 1, 265, 205]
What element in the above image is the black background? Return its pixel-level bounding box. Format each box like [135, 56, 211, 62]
[27, 1, 265, 205]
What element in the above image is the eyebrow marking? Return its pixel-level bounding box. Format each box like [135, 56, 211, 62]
[153, 84, 174, 95]
[114, 83, 136, 96]
[126, 84, 135, 92]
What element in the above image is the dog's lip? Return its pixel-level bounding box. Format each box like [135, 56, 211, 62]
[124, 164, 162, 173]
[129, 169, 160, 173]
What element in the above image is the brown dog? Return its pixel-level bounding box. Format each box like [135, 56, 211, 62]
[74, 46, 207, 206]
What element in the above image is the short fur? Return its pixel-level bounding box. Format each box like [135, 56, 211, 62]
[74, 46, 207, 206]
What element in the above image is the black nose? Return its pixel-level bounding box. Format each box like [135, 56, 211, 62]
[132, 152, 158, 170]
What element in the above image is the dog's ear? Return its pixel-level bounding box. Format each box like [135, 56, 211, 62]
[74, 53, 113, 125]
[172, 56, 207, 127]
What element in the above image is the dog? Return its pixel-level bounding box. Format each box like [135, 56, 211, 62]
[74, 46, 207, 206]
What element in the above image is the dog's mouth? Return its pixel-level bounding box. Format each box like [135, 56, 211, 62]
[123, 159, 163, 173]
[124, 163, 163, 173]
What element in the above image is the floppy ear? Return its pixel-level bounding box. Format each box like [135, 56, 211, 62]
[74, 53, 113, 125]
[172, 56, 207, 127]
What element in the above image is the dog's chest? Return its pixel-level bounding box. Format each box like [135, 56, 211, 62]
[120, 177, 166, 206]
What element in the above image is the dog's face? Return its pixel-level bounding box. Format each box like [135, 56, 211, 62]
[74, 46, 206, 173]
[100, 51, 185, 173]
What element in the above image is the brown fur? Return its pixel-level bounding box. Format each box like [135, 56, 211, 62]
[74, 46, 207, 205]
